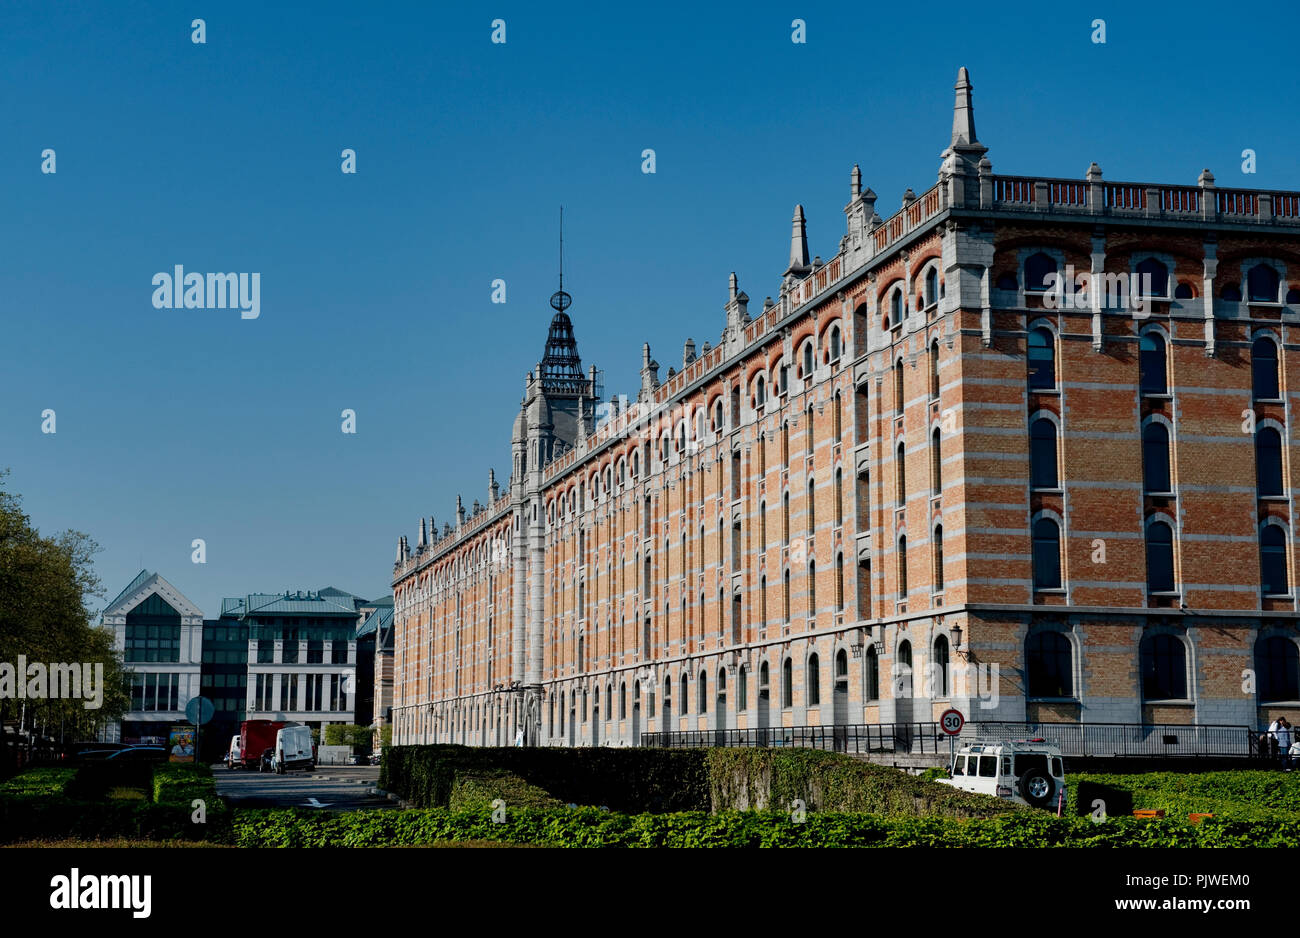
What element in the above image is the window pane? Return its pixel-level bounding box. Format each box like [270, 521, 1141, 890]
[1028, 329, 1055, 389]
[1146, 523, 1176, 593]
[1033, 519, 1061, 589]
[1030, 419, 1058, 488]
[1143, 423, 1171, 493]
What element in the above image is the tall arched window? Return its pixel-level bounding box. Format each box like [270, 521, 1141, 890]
[929, 339, 940, 399]
[1146, 521, 1176, 593]
[835, 467, 843, 525]
[835, 551, 845, 609]
[698, 671, 708, 713]
[896, 442, 907, 505]
[865, 646, 880, 699]
[932, 635, 950, 696]
[897, 640, 913, 697]
[1140, 633, 1187, 700]
[1030, 418, 1058, 489]
[783, 569, 790, 619]
[891, 289, 903, 325]
[756, 375, 766, 407]
[894, 359, 905, 412]
[1024, 252, 1057, 292]
[933, 525, 944, 591]
[808, 561, 816, 613]
[1032, 518, 1062, 590]
[663, 677, 672, 718]
[1256, 635, 1299, 701]
[829, 325, 841, 361]
[807, 654, 821, 706]
[1262, 525, 1290, 596]
[782, 491, 790, 544]
[1028, 327, 1056, 390]
[781, 422, 789, 464]
[1253, 337, 1281, 400]
[897, 535, 909, 596]
[1142, 422, 1171, 494]
[1257, 427, 1284, 496]
[802, 342, 814, 378]
[807, 477, 816, 535]
[833, 391, 842, 438]
[782, 658, 793, 708]
[680, 672, 689, 716]
[738, 666, 748, 711]
[931, 427, 942, 494]
[1248, 263, 1281, 303]
[1026, 631, 1074, 697]
[925, 267, 938, 308]
[1136, 258, 1169, 297]
[1139, 333, 1167, 395]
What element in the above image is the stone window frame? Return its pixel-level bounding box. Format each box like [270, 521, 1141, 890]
[1030, 507, 1067, 595]
[1027, 408, 1062, 493]
[1260, 516, 1293, 600]
[1023, 619, 1082, 703]
[1139, 412, 1176, 497]
[1138, 620, 1194, 704]
[1253, 627, 1300, 704]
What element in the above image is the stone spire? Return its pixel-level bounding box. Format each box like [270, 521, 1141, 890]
[417, 516, 427, 549]
[785, 205, 811, 277]
[489, 468, 499, 503]
[850, 164, 862, 199]
[639, 342, 660, 402]
[456, 494, 466, 526]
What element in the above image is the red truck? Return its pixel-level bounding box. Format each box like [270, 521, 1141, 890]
[236, 720, 290, 770]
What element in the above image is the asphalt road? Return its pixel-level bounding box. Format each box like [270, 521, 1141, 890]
[213, 764, 393, 811]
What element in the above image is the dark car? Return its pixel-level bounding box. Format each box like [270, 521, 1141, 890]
[258, 748, 274, 773]
[105, 746, 168, 762]
[75, 749, 119, 761]
[347, 753, 367, 766]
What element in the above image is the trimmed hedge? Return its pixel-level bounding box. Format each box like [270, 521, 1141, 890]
[381, 745, 1017, 819]
[228, 805, 1300, 848]
[1067, 770, 1300, 821]
[448, 771, 564, 812]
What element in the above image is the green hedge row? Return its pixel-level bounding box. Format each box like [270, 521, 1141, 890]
[1067, 770, 1300, 819]
[228, 805, 1300, 848]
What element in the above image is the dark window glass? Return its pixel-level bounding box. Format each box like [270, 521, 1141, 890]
[807, 654, 820, 706]
[1174, 282, 1194, 300]
[782, 659, 793, 708]
[1256, 636, 1299, 701]
[1257, 427, 1284, 497]
[1142, 422, 1171, 493]
[1262, 525, 1290, 596]
[1030, 419, 1058, 489]
[1253, 337, 1280, 400]
[933, 635, 949, 696]
[1026, 631, 1074, 697]
[1032, 518, 1062, 589]
[925, 268, 938, 307]
[1135, 258, 1168, 296]
[1222, 284, 1242, 301]
[1028, 328, 1055, 390]
[1024, 252, 1056, 292]
[1139, 333, 1167, 394]
[865, 647, 880, 700]
[1248, 264, 1280, 303]
[1146, 522, 1176, 593]
[1141, 633, 1187, 699]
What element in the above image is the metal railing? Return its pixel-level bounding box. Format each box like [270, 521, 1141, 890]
[640, 720, 1257, 758]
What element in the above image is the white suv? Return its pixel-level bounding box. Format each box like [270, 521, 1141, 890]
[936, 739, 1066, 810]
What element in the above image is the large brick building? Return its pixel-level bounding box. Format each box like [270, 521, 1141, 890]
[391, 68, 1300, 748]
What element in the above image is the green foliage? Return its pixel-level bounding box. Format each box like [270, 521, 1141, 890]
[324, 724, 372, 749]
[919, 767, 951, 783]
[447, 771, 564, 812]
[1067, 770, 1300, 821]
[0, 766, 75, 797]
[227, 805, 1300, 848]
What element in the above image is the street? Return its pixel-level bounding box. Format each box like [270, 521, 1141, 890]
[212, 764, 393, 811]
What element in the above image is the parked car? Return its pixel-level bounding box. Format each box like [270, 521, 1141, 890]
[75, 749, 119, 761]
[935, 738, 1065, 809]
[258, 748, 274, 772]
[225, 734, 242, 770]
[105, 746, 168, 763]
[271, 725, 315, 774]
[347, 753, 367, 766]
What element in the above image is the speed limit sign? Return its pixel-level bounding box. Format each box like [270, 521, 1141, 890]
[940, 708, 965, 736]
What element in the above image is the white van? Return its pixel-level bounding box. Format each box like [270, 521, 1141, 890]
[935, 739, 1065, 809]
[225, 734, 242, 770]
[271, 725, 315, 774]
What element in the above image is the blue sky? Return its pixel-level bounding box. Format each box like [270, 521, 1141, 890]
[2, 0, 1297, 618]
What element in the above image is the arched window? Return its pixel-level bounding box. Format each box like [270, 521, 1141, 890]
[808, 561, 817, 613]
[1248, 263, 1281, 303]
[1253, 337, 1280, 400]
[891, 289, 903, 325]
[1142, 422, 1171, 494]
[897, 639, 913, 697]
[829, 325, 842, 361]
[925, 267, 938, 308]
[680, 672, 689, 716]
[1026, 631, 1074, 697]
[619, 682, 627, 719]
[929, 339, 940, 400]
[783, 569, 790, 619]
[835, 551, 845, 609]
[1262, 525, 1290, 596]
[698, 671, 708, 713]
[756, 375, 766, 407]
[1028, 327, 1056, 390]
[779, 364, 788, 395]
[896, 442, 907, 504]
[1174, 282, 1194, 300]
[1030, 418, 1058, 489]
[932, 635, 950, 697]
[933, 525, 944, 591]
[1256, 636, 1299, 701]
[663, 677, 672, 718]
[1140, 633, 1187, 700]
[738, 666, 748, 711]
[894, 359, 905, 412]
[807, 477, 816, 535]
[782, 658, 793, 708]
[833, 391, 842, 438]
[931, 427, 942, 495]
[1139, 333, 1167, 395]
[807, 653, 821, 706]
[782, 491, 790, 544]
[781, 422, 789, 464]
[835, 467, 844, 525]
[1146, 521, 1176, 593]
[802, 342, 814, 378]
[865, 646, 880, 699]
[1032, 518, 1062, 590]
[1257, 427, 1284, 497]
[1135, 258, 1169, 297]
[1024, 252, 1057, 292]
[897, 535, 909, 596]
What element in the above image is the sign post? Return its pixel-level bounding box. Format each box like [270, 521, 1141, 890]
[940, 707, 965, 770]
[184, 695, 215, 764]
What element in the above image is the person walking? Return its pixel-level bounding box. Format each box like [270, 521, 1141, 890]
[1268, 717, 1286, 766]
[1278, 718, 1295, 770]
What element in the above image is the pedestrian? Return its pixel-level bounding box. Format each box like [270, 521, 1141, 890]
[1279, 718, 1295, 770]
[1268, 717, 1284, 765]
[513, 727, 524, 747]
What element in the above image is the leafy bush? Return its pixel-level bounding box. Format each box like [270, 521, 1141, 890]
[0, 766, 75, 797]
[227, 804, 1300, 848]
[448, 771, 563, 812]
[1067, 771, 1300, 821]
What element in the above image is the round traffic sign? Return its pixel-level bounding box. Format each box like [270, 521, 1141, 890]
[940, 708, 965, 736]
[185, 695, 215, 726]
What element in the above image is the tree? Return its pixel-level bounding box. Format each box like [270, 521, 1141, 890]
[324, 724, 371, 750]
[0, 472, 129, 765]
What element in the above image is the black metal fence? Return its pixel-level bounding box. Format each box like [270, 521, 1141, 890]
[640, 720, 1258, 758]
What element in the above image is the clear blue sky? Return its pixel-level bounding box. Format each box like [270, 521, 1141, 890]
[2, 0, 1296, 619]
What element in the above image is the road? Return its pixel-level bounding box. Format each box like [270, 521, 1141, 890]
[213, 764, 393, 811]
